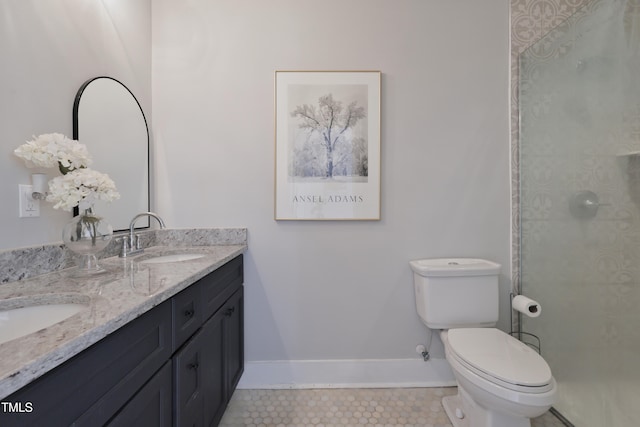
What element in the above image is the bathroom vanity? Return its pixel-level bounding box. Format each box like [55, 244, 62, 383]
[0, 237, 246, 427]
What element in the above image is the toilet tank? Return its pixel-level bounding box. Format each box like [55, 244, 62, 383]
[409, 258, 501, 329]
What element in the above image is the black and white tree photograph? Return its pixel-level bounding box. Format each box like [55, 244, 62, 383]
[275, 71, 380, 220]
[288, 85, 368, 182]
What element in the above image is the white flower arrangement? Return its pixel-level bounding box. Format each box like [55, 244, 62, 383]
[46, 168, 120, 211]
[14, 133, 92, 174]
[14, 133, 120, 211]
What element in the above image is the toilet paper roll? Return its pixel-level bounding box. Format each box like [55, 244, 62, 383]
[512, 295, 541, 318]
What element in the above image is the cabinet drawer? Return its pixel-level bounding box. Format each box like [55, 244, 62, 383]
[1, 301, 172, 427]
[106, 361, 172, 427]
[172, 282, 202, 351]
[201, 255, 243, 320]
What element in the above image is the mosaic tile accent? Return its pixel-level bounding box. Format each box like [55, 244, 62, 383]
[220, 388, 565, 427]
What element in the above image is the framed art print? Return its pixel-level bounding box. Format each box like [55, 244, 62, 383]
[274, 70, 381, 220]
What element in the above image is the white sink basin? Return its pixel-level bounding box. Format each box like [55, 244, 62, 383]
[138, 253, 206, 264]
[0, 299, 89, 344]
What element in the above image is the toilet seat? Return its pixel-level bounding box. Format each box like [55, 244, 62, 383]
[447, 328, 553, 394]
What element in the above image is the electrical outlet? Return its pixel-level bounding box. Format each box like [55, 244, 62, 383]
[19, 184, 40, 218]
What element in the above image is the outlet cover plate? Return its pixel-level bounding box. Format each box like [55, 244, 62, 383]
[19, 184, 40, 218]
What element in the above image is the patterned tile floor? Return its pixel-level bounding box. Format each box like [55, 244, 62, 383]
[219, 387, 566, 427]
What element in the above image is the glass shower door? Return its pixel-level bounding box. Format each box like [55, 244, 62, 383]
[519, 0, 640, 425]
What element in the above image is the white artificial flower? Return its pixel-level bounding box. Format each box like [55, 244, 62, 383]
[14, 133, 92, 172]
[46, 168, 120, 211]
[15, 133, 117, 211]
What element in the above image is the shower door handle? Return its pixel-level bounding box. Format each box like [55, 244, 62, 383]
[582, 198, 610, 208]
[569, 190, 609, 219]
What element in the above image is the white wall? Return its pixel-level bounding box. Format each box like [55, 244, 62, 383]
[0, 0, 510, 387]
[0, 0, 151, 249]
[153, 0, 511, 384]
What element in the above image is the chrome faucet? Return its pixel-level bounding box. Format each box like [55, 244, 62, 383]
[119, 212, 166, 257]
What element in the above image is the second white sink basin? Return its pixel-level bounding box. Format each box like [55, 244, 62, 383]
[0, 298, 89, 344]
[139, 253, 206, 264]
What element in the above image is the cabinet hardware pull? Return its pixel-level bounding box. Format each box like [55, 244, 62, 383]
[188, 362, 199, 370]
[224, 307, 235, 316]
[184, 309, 195, 318]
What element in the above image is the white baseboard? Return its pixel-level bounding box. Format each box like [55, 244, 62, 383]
[237, 357, 456, 389]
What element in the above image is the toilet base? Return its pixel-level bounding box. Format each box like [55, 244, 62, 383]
[442, 387, 531, 427]
[442, 395, 469, 427]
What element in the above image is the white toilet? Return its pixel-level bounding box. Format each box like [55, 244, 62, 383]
[410, 258, 557, 427]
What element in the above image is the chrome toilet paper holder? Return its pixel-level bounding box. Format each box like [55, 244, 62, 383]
[509, 293, 542, 354]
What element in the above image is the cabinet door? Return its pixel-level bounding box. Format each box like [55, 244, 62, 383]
[224, 286, 244, 396]
[106, 361, 172, 427]
[201, 286, 244, 427]
[202, 309, 226, 427]
[173, 330, 204, 427]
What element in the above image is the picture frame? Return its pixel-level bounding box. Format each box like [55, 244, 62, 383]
[274, 70, 381, 220]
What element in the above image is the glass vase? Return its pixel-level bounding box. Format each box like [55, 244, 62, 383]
[63, 208, 113, 274]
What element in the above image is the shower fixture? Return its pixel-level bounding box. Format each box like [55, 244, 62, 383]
[569, 190, 609, 219]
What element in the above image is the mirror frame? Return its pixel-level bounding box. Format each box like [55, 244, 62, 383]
[72, 76, 151, 231]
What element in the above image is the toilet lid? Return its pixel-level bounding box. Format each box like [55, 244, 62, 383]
[447, 328, 552, 388]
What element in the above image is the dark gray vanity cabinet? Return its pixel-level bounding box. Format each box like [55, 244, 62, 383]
[0, 254, 244, 427]
[174, 255, 245, 427]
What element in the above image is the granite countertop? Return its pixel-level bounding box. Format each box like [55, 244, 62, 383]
[0, 243, 246, 400]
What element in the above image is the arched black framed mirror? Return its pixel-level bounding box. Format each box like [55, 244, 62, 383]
[73, 77, 150, 231]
